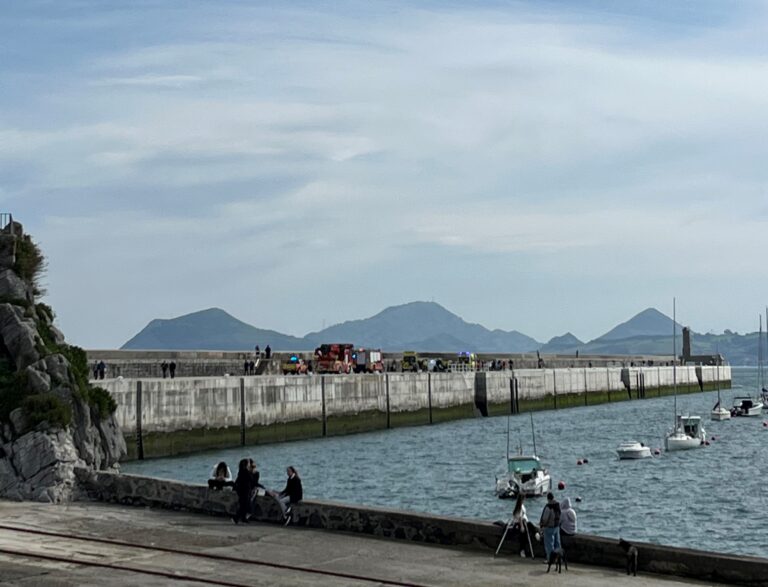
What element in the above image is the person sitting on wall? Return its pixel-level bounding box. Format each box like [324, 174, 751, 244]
[208, 461, 234, 490]
[269, 466, 303, 525]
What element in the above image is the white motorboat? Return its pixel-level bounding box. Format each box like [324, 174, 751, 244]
[732, 315, 768, 417]
[665, 415, 706, 451]
[495, 455, 552, 498]
[616, 442, 652, 459]
[731, 396, 764, 417]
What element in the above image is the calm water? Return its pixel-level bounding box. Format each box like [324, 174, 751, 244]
[123, 368, 768, 557]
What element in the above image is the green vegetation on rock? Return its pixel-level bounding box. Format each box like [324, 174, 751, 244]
[21, 393, 72, 429]
[13, 235, 46, 296]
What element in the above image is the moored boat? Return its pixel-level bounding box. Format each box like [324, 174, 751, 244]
[616, 441, 652, 459]
[665, 415, 706, 451]
[495, 455, 552, 498]
[663, 299, 706, 452]
[731, 396, 764, 417]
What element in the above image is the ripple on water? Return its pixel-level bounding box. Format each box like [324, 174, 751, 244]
[124, 368, 767, 558]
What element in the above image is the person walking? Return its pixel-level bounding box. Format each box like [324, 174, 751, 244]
[232, 459, 255, 524]
[265, 345, 272, 360]
[169, 361, 176, 379]
[539, 492, 561, 561]
[161, 361, 168, 378]
[559, 497, 577, 550]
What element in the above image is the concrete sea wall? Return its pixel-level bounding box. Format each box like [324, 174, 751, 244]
[76, 470, 768, 587]
[99, 366, 730, 460]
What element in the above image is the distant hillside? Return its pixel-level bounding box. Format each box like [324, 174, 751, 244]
[122, 308, 310, 351]
[305, 302, 539, 352]
[595, 308, 681, 341]
[540, 332, 583, 353]
[120, 303, 763, 364]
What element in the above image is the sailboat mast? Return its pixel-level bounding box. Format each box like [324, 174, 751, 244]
[673, 297, 677, 426]
[506, 411, 511, 460]
[716, 343, 721, 404]
[759, 315, 763, 392]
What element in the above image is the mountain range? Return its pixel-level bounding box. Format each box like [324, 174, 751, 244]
[122, 301, 760, 364]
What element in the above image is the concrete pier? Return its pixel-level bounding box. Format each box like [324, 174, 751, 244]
[97, 365, 730, 460]
[0, 500, 742, 587]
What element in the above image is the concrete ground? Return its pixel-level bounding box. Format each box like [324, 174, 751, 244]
[0, 501, 726, 587]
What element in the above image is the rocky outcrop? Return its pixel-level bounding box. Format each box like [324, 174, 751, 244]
[0, 220, 125, 502]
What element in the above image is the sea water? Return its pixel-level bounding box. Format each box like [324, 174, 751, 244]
[123, 367, 767, 557]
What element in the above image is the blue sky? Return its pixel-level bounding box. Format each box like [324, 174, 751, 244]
[3, 0, 768, 348]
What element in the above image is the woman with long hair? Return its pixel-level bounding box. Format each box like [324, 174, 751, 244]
[232, 458, 254, 524]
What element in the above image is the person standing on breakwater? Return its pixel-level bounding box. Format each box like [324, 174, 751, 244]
[265, 345, 272, 359]
[255, 344, 260, 356]
[169, 361, 176, 378]
[269, 466, 302, 525]
[539, 492, 561, 561]
[161, 361, 168, 378]
[232, 459, 255, 524]
[559, 497, 577, 551]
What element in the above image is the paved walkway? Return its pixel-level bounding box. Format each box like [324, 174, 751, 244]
[0, 501, 725, 587]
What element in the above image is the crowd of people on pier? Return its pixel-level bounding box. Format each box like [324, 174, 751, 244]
[207, 458, 303, 526]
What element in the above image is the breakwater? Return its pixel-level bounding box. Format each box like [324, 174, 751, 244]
[98, 365, 730, 460]
[86, 349, 677, 378]
[76, 470, 768, 586]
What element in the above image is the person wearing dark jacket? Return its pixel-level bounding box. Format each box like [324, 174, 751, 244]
[539, 492, 562, 561]
[271, 466, 302, 525]
[232, 459, 254, 524]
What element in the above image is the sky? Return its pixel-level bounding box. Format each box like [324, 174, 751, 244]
[3, 0, 768, 348]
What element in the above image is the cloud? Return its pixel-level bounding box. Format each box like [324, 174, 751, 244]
[4, 1, 768, 345]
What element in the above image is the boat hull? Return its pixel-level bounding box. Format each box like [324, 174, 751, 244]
[710, 409, 731, 421]
[665, 434, 703, 451]
[495, 474, 551, 499]
[616, 442, 652, 459]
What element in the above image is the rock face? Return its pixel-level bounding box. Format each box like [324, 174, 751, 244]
[0, 221, 125, 502]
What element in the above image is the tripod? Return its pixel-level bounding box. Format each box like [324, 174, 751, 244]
[494, 495, 535, 559]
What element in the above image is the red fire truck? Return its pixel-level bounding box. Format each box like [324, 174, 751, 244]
[353, 348, 385, 373]
[314, 343, 355, 374]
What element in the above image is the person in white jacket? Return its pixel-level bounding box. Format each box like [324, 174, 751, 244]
[559, 497, 577, 549]
[208, 461, 234, 490]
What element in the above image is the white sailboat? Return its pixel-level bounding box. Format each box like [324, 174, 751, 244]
[711, 346, 730, 421]
[495, 412, 551, 499]
[731, 315, 765, 417]
[665, 299, 706, 451]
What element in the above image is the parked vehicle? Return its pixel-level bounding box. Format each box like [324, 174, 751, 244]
[314, 343, 355, 374]
[401, 351, 424, 372]
[281, 354, 308, 375]
[353, 348, 384, 373]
